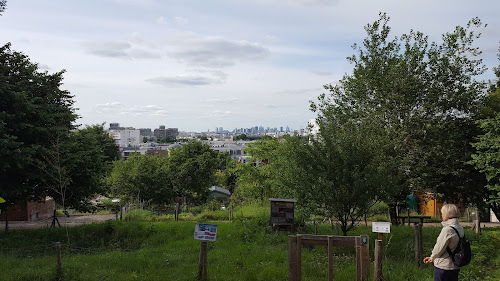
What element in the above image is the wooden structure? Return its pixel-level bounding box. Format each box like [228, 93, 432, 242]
[396, 215, 431, 226]
[288, 234, 370, 281]
[269, 198, 296, 230]
[0, 197, 55, 221]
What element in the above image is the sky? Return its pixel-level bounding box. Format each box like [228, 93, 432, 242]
[1, 0, 499, 132]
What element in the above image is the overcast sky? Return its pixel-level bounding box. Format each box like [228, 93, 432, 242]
[1, 0, 499, 132]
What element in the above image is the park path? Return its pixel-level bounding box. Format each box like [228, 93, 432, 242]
[2, 213, 116, 230]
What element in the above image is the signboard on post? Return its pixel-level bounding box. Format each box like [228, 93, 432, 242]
[194, 223, 218, 241]
[372, 222, 391, 233]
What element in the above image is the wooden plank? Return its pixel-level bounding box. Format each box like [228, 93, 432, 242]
[355, 237, 361, 281]
[288, 236, 297, 281]
[360, 235, 370, 280]
[297, 235, 302, 281]
[328, 236, 334, 281]
[374, 240, 383, 281]
[299, 235, 356, 247]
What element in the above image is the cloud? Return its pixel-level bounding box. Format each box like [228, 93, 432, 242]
[38, 64, 50, 71]
[156, 16, 167, 25]
[169, 35, 270, 67]
[202, 98, 239, 104]
[93, 102, 168, 117]
[146, 75, 222, 87]
[259, 0, 339, 6]
[84, 39, 160, 59]
[174, 16, 189, 25]
[85, 41, 131, 57]
[276, 88, 322, 96]
[312, 70, 332, 76]
[208, 110, 232, 118]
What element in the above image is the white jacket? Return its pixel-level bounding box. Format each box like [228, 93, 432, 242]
[430, 218, 464, 270]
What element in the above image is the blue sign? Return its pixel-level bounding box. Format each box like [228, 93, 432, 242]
[194, 223, 218, 241]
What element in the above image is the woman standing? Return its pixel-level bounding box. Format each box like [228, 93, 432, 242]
[423, 204, 464, 281]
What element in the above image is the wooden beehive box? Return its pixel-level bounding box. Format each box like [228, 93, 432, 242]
[269, 198, 296, 228]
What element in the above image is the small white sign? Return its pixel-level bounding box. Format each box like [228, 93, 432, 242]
[372, 222, 391, 233]
[194, 223, 218, 241]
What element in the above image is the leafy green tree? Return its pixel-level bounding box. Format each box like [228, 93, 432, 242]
[0, 0, 6, 15]
[0, 43, 77, 216]
[275, 125, 391, 235]
[108, 153, 173, 207]
[311, 14, 488, 223]
[168, 141, 220, 204]
[469, 113, 500, 218]
[232, 138, 282, 203]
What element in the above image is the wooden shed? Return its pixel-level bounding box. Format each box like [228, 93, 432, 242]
[269, 198, 296, 230]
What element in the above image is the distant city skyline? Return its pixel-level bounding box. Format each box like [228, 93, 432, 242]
[1, 1, 499, 131]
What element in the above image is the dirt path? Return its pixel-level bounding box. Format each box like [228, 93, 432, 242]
[2, 213, 116, 230]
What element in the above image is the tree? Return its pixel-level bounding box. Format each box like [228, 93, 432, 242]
[168, 141, 220, 204]
[0, 0, 6, 15]
[0, 43, 77, 219]
[47, 125, 120, 210]
[469, 112, 500, 219]
[274, 124, 391, 235]
[311, 14, 488, 223]
[108, 153, 173, 208]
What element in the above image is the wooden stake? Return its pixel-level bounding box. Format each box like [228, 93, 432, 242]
[374, 240, 383, 281]
[414, 223, 423, 267]
[55, 242, 62, 279]
[475, 208, 481, 235]
[288, 236, 297, 281]
[328, 236, 334, 281]
[197, 241, 208, 281]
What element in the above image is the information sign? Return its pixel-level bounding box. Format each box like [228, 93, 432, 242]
[372, 222, 391, 233]
[194, 223, 218, 241]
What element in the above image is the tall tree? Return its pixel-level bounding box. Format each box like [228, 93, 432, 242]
[0, 0, 6, 15]
[43, 124, 120, 212]
[311, 14, 488, 223]
[0, 43, 77, 216]
[168, 141, 220, 204]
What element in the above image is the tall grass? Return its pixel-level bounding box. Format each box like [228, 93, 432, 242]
[0, 205, 499, 281]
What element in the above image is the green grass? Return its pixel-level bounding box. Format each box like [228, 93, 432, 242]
[1, 205, 499, 281]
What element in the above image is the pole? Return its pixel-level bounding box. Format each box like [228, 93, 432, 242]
[55, 242, 62, 279]
[475, 208, 481, 235]
[414, 223, 423, 267]
[198, 241, 208, 281]
[374, 239, 383, 281]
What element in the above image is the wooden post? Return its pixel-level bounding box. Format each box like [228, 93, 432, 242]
[175, 203, 180, 221]
[288, 236, 298, 281]
[359, 235, 370, 280]
[197, 241, 208, 281]
[328, 236, 334, 281]
[55, 242, 62, 279]
[315, 221, 318, 235]
[374, 239, 383, 281]
[475, 208, 481, 235]
[355, 237, 361, 281]
[296, 235, 302, 281]
[414, 223, 423, 267]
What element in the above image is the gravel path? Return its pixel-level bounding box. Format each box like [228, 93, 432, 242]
[2, 213, 116, 230]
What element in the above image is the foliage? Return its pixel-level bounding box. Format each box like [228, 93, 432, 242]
[232, 138, 283, 203]
[108, 153, 173, 207]
[277, 127, 391, 235]
[310, 13, 488, 222]
[469, 111, 500, 218]
[43, 124, 119, 211]
[234, 134, 273, 141]
[168, 141, 221, 204]
[0, 43, 77, 213]
[0, 0, 6, 15]
[109, 141, 222, 207]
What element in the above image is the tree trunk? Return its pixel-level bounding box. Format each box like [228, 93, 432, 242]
[4, 208, 8, 233]
[389, 202, 399, 225]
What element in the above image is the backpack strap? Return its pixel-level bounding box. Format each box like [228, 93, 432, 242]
[446, 226, 462, 258]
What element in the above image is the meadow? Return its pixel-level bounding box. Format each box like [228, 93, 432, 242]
[1, 205, 499, 281]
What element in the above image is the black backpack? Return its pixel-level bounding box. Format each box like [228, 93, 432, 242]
[446, 226, 472, 267]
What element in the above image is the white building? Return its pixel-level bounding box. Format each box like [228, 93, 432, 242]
[108, 129, 142, 148]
